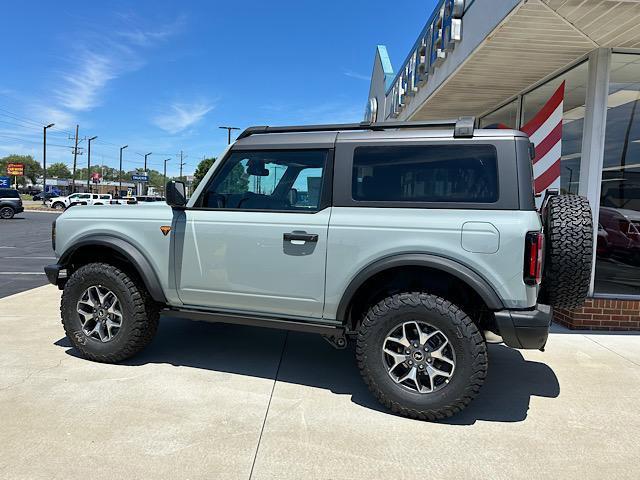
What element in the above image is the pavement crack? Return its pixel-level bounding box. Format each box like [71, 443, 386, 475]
[248, 331, 288, 480]
[0, 359, 64, 392]
[582, 335, 640, 368]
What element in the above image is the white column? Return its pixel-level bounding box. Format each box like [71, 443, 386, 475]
[578, 48, 611, 295]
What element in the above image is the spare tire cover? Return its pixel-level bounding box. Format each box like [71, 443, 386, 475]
[538, 194, 593, 309]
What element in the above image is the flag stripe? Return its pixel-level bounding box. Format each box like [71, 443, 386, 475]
[521, 82, 565, 137]
[534, 159, 561, 193]
[533, 121, 563, 165]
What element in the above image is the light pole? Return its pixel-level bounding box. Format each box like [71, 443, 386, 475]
[163, 158, 170, 195]
[144, 152, 152, 194]
[42, 123, 55, 205]
[87, 136, 97, 193]
[219, 126, 240, 144]
[119, 145, 128, 197]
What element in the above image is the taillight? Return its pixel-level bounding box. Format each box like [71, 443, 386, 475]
[524, 231, 544, 285]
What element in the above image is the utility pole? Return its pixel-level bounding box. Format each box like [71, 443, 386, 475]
[119, 145, 128, 197]
[42, 123, 55, 205]
[71, 124, 79, 193]
[87, 136, 97, 193]
[163, 158, 170, 195]
[144, 152, 152, 195]
[179, 150, 186, 181]
[219, 126, 240, 144]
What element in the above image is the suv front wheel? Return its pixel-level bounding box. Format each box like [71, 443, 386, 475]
[61, 262, 159, 363]
[356, 292, 487, 420]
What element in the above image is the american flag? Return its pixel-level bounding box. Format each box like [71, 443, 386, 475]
[521, 81, 565, 195]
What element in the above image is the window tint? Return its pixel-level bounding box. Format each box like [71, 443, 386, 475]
[198, 150, 328, 211]
[352, 145, 499, 203]
[0, 189, 19, 198]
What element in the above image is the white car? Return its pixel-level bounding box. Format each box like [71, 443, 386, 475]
[48, 193, 112, 210]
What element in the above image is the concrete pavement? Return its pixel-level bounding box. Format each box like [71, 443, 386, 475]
[1, 285, 639, 480]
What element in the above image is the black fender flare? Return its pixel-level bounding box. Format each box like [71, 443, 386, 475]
[336, 253, 504, 321]
[59, 235, 167, 303]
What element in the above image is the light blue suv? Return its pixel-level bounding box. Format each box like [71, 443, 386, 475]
[45, 118, 593, 420]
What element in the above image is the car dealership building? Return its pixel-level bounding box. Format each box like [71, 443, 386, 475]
[366, 0, 640, 329]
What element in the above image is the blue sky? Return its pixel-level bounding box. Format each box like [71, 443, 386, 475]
[0, 0, 436, 176]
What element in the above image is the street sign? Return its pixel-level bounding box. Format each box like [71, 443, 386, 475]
[0, 176, 10, 188]
[131, 174, 149, 182]
[91, 172, 102, 184]
[7, 163, 24, 176]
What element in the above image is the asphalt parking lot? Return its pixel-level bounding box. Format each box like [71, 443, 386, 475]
[1, 285, 639, 480]
[0, 210, 59, 298]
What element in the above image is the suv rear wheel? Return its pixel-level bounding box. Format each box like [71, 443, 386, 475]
[0, 206, 15, 219]
[356, 292, 488, 420]
[61, 262, 159, 363]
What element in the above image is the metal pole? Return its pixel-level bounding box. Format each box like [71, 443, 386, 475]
[179, 150, 184, 180]
[71, 124, 79, 194]
[119, 145, 128, 197]
[144, 152, 151, 195]
[42, 123, 54, 205]
[87, 136, 97, 193]
[219, 126, 240, 144]
[163, 158, 170, 195]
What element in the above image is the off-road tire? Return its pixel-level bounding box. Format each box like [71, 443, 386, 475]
[52, 202, 65, 210]
[0, 206, 15, 219]
[61, 262, 159, 363]
[539, 194, 593, 309]
[356, 292, 488, 421]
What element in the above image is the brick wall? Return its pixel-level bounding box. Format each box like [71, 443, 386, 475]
[554, 298, 640, 330]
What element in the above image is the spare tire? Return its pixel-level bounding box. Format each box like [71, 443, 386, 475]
[538, 194, 593, 309]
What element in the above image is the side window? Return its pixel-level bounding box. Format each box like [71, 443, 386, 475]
[78, 194, 91, 200]
[198, 150, 328, 211]
[352, 145, 499, 203]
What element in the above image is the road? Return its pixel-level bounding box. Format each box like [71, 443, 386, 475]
[0, 210, 60, 298]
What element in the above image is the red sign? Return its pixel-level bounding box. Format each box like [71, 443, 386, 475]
[7, 163, 24, 176]
[91, 172, 102, 183]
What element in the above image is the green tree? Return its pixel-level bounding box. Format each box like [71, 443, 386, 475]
[0, 154, 42, 186]
[193, 157, 216, 189]
[219, 162, 249, 193]
[47, 162, 71, 178]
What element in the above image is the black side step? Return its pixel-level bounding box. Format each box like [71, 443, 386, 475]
[162, 308, 345, 336]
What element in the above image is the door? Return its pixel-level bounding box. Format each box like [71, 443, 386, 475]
[174, 148, 331, 318]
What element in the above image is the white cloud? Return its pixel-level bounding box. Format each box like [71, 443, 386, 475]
[344, 70, 371, 81]
[152, 102, 214, 134]
[52, 15, 182, 113]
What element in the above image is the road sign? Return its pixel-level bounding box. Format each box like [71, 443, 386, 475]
[7, 163, 24, 176]
[0, 176, 9, 188]
[131, 174, 149, 182]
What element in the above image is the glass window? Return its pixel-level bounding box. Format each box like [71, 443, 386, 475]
[520, 61, 588, 194]
[479, 99, 518, 129]
[352, 145, 498, 203]
[198, 150, 328, 211]
[594, 53, 640, 296]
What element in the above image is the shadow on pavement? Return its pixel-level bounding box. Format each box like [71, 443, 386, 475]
[55, 316, 559, 424]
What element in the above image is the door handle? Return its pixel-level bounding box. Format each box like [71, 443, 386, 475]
[284, 232, 318, 243]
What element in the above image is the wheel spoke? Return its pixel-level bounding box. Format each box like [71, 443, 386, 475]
[383, 347, 407, 373]
[396, 365, 420, 390]
[431, 339, 455, 366]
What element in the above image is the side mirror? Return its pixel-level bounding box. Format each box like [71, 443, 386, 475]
[166, 180, 187, 208]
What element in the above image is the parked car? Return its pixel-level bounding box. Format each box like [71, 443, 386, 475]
[33, 192, 60, 202]
[0, 188, 24, 219]
[48, 193, 112, 210]
[45, 118, 594, 420]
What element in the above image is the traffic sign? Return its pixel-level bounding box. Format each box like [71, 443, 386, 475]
[7, 163, 24, 176]
[0, 176, 10, 188]
[131, 174, 149, 182]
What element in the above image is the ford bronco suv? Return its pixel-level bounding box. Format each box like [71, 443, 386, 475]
[45, 118, 593, 420]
